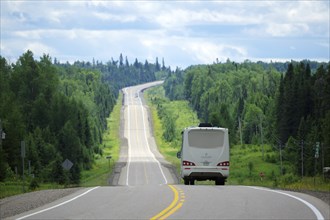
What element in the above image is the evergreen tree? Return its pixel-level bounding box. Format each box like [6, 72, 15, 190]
[155, 57, 160, 71]
[162, 58, 166, 71]
[119, 53, 124, 67]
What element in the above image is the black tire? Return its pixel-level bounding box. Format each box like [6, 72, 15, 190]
[215, 178, 225, 185]
[184, 178, 189, 185]
[189, 179, 195, 185]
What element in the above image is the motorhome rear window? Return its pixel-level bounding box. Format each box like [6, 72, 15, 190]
[188, 130, 224, 148]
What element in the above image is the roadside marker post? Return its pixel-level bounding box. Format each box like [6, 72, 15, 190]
[106, 155, 112, 170]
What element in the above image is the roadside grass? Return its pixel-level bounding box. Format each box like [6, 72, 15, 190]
[281, 176, 330, 191]
[228, 144, 281, 186]
[145, 86, 199, 175]
[0, 180, 64, 199]
[80, 92, 122, 186]
[145, 85, 330, 191]
[229, 144, 329, 191]
[0, 181, 23, 199]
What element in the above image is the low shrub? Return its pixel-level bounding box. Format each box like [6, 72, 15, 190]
[29, 178, 40, 190]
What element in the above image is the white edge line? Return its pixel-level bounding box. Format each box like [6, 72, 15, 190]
[16, 186, 99, 220]
[125, 88, 131, 186]
[247, 186, 324, 220]
[138, 89, 168, 184]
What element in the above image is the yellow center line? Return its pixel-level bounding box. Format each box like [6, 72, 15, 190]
[150, 185, 184, 220]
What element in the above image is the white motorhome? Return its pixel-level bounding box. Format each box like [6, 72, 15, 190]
[177, 123, 230, 185]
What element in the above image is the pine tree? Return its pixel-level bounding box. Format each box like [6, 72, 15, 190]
[155, 57, 160, 71]
[119, 53, 124, 67]
[125, 56, 129, 67]
[162, 58, 166, 71]
[281, 63, 296, 143]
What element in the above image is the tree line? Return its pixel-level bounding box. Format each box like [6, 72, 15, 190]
[163, 59, 330, 177]
[64, 54, 169, 92]
[0, 51, 168, 184]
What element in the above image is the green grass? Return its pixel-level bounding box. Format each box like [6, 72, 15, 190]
[145, 85, 330, 191]
[228, 144, 279, 185]
[145, 86, 199, 175]
[0, 180, 64, 199]
[228, 144, 283, 187]
[228, 144, 329, 191]
[282, 176, 330, 191]
[80, 93, 122, 186]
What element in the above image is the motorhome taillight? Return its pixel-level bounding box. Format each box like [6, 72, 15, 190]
[217, 161, 230, 166]
[183, 160, 196, 166]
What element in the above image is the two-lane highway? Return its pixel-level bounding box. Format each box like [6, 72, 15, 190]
[10, 82, 329, 220]
[117, 81, 175, 186]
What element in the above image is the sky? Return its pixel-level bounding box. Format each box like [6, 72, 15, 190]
[0, 0, 329, 69]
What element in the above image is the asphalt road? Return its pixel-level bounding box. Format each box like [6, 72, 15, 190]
[11, 82, 330, 220]
[117, 81, 176, 186]
[11, 185, 330, 220]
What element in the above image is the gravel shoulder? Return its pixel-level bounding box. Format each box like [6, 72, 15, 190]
[0, 188, 81, 219]
[1, 187, 328, 219]
[294, 189, 330, 206]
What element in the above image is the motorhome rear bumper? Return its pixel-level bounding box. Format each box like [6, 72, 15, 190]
[182, 167, 229, 179]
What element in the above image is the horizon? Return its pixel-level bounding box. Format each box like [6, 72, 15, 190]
[2, 50, 329, 71]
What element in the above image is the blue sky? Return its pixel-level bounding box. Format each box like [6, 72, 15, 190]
[1, 0, 329, 69]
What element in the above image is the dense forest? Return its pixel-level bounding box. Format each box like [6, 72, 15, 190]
[0, 50, 169, 184]
[1, 49, 328, 184]
[163, 59, 330, 177]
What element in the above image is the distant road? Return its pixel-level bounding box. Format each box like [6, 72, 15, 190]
[117, 81, 177, 186]
[12, 82, 329, 220]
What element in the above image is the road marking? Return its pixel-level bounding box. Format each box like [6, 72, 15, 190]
[248, 186, 324, 220]
[137, 90, 168, 184]
[16, 186, 99, 220]
[125, 88, 131, 186]
[150, 185, 184, 220]
[125, 84, 167, 185]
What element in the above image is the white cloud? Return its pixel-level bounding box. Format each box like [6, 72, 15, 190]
[0, 0, 328, 68]
[265, 23, 310, 37]
[13, 30, 42, 39]
[182, 41, 247, 64]
[315, 41, 330, 49]
[155, 8, 261, 29]
[240, 1, 328, 38]
[48, 9, 74, 24]
[23, 42, 57, 57]
[92, 12, 137, 22]
[137, 32, 248, 65]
